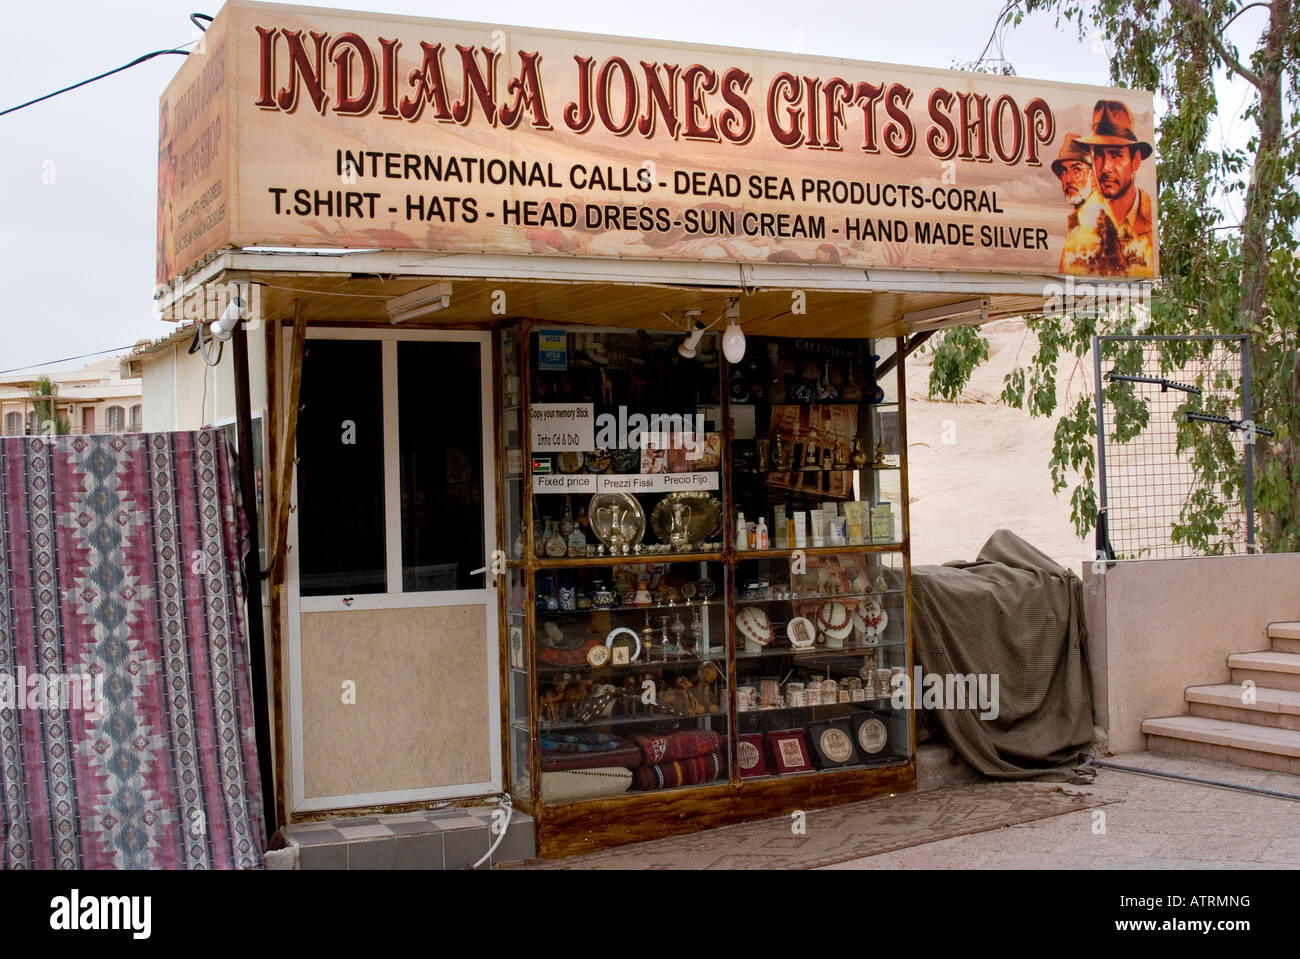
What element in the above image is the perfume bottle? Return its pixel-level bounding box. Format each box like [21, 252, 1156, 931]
[544, 520, 567, 558]
[567, 522, 587, 557]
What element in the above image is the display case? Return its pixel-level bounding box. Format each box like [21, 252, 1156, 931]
[499, 319, 915, 857]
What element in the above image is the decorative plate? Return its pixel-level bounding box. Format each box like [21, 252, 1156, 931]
[856, 717, 888, 754]
[819, 726, 855, 764]
[787, 616, 816, 649]
[557, 451, 584, 473]
[584, 449, 612, 473]
[588, 493, 646, 548]
[609, 448, 641, 473]
[649, 491, 723, 546]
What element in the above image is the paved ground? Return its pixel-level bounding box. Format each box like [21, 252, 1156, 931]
[823, 751, 1300, 870]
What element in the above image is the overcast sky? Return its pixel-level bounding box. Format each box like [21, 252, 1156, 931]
[0, 0, 1255, 374]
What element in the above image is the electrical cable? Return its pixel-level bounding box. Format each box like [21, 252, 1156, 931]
[0, 345, 142, 375]
[470, 793, 514, 870]
[1, 47, 193, 118]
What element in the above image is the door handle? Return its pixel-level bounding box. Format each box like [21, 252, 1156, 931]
[470, 549, 506, 585]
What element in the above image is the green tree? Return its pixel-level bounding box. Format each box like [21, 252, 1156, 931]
[28, 375, 71, 436]
[931, 0, 1299, 552]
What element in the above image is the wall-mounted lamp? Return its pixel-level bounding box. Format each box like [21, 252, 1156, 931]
[387, 282, 453, 324]
[677, 312, 710, 359]
[900, 297, 989, 333]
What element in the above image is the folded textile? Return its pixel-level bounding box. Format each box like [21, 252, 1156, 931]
[541, 743, 644, 771]
[541, 767, 634, 803]
[632, 750, 725, 791]
[632, 729, 723, 766]
[540, 732, 627, 753]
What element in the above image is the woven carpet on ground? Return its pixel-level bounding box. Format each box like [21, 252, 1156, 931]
[502, 781, 1114, 870]
[0, 432, 265, 869]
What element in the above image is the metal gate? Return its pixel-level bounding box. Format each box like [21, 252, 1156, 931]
[1093, 334, 1265, 559]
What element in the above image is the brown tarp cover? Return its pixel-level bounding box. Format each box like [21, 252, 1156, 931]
[911, 530, 1096, 782]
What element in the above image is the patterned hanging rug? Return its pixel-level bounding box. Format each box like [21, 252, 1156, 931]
[0, 431, 265, 869]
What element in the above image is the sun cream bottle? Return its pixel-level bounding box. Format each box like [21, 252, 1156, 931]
[793, 512, 807, 549]
[756, 517, 769, 550]
[809, 509, 825, 548]
[774, 506, 788, 549]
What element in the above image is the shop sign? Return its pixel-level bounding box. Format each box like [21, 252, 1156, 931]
[157, 0, 1158, 286]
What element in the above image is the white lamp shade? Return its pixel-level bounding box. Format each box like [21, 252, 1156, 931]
[722, 320, 746, 364]
[678, 322, 706, 359]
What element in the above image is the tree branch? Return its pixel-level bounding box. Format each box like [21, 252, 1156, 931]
[1171, 0, 1265, 89]
[1222, 1, 1271, 32]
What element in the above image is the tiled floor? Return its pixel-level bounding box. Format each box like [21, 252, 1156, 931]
[277, 804, 536, 870]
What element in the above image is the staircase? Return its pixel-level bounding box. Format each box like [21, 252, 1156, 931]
[1141, 622, 1300, 775]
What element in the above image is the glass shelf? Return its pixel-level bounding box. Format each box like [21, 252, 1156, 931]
[737, 697, 895, 714]
[735, 638, 906, 658]
[539, 712, 723, 733]
[734, 588, 906, 605]
[530, 551, 725, 568]
[534, 599, 727, 617]
[526, 651, 726, 675]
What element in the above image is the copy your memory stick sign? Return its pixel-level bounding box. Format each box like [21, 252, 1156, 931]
[530, 404, 595, 451]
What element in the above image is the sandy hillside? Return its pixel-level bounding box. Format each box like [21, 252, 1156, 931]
[902, 318, 1097, 575]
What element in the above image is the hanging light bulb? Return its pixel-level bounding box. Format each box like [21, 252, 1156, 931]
[722, 318, 746, 364]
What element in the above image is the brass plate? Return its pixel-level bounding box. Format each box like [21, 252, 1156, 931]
[649, 491, 723, 546]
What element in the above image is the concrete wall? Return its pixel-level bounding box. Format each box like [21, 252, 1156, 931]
[141, 346, 178, 431]
[1085, 553, 1300, 754]
[143, 328, 268, 432]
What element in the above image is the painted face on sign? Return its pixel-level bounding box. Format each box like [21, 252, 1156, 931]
[1093, 145, 1140, 201]
[1056, 159, 1094, 208]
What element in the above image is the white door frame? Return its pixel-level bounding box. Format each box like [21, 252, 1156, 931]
[284, 326, 500, 813]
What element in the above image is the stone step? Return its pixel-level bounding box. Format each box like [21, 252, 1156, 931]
[1228, 650, 1300, 692]
[1142, 715, 1300, 775]
[1268, 622, 1300, 654]
[273, 805, 535, 870]
[1185, 683, 1300, 732]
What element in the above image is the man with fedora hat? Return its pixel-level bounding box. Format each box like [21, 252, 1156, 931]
[1052, 133, 1098, 245]
[1061, 100, 1156, 276]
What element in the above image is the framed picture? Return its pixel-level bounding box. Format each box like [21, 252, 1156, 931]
[737, 733, 768, 779]
[611, 645, 630, 666]
[851, 713, 890, 757]
[508, 626, 524, 669]
[807, 719, 860, 768]
[766, 729, 813, 774]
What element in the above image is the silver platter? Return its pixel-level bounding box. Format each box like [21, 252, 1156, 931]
[587, 493, 646, 549]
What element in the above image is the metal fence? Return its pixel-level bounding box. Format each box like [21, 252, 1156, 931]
[1094, 334, 1257, 559]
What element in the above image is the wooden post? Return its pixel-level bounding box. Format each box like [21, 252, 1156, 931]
[233, 320, 278, 835]
[272, 300, 307, 585]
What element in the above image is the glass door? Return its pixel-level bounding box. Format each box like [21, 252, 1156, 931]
[285, 329, 499, 812]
